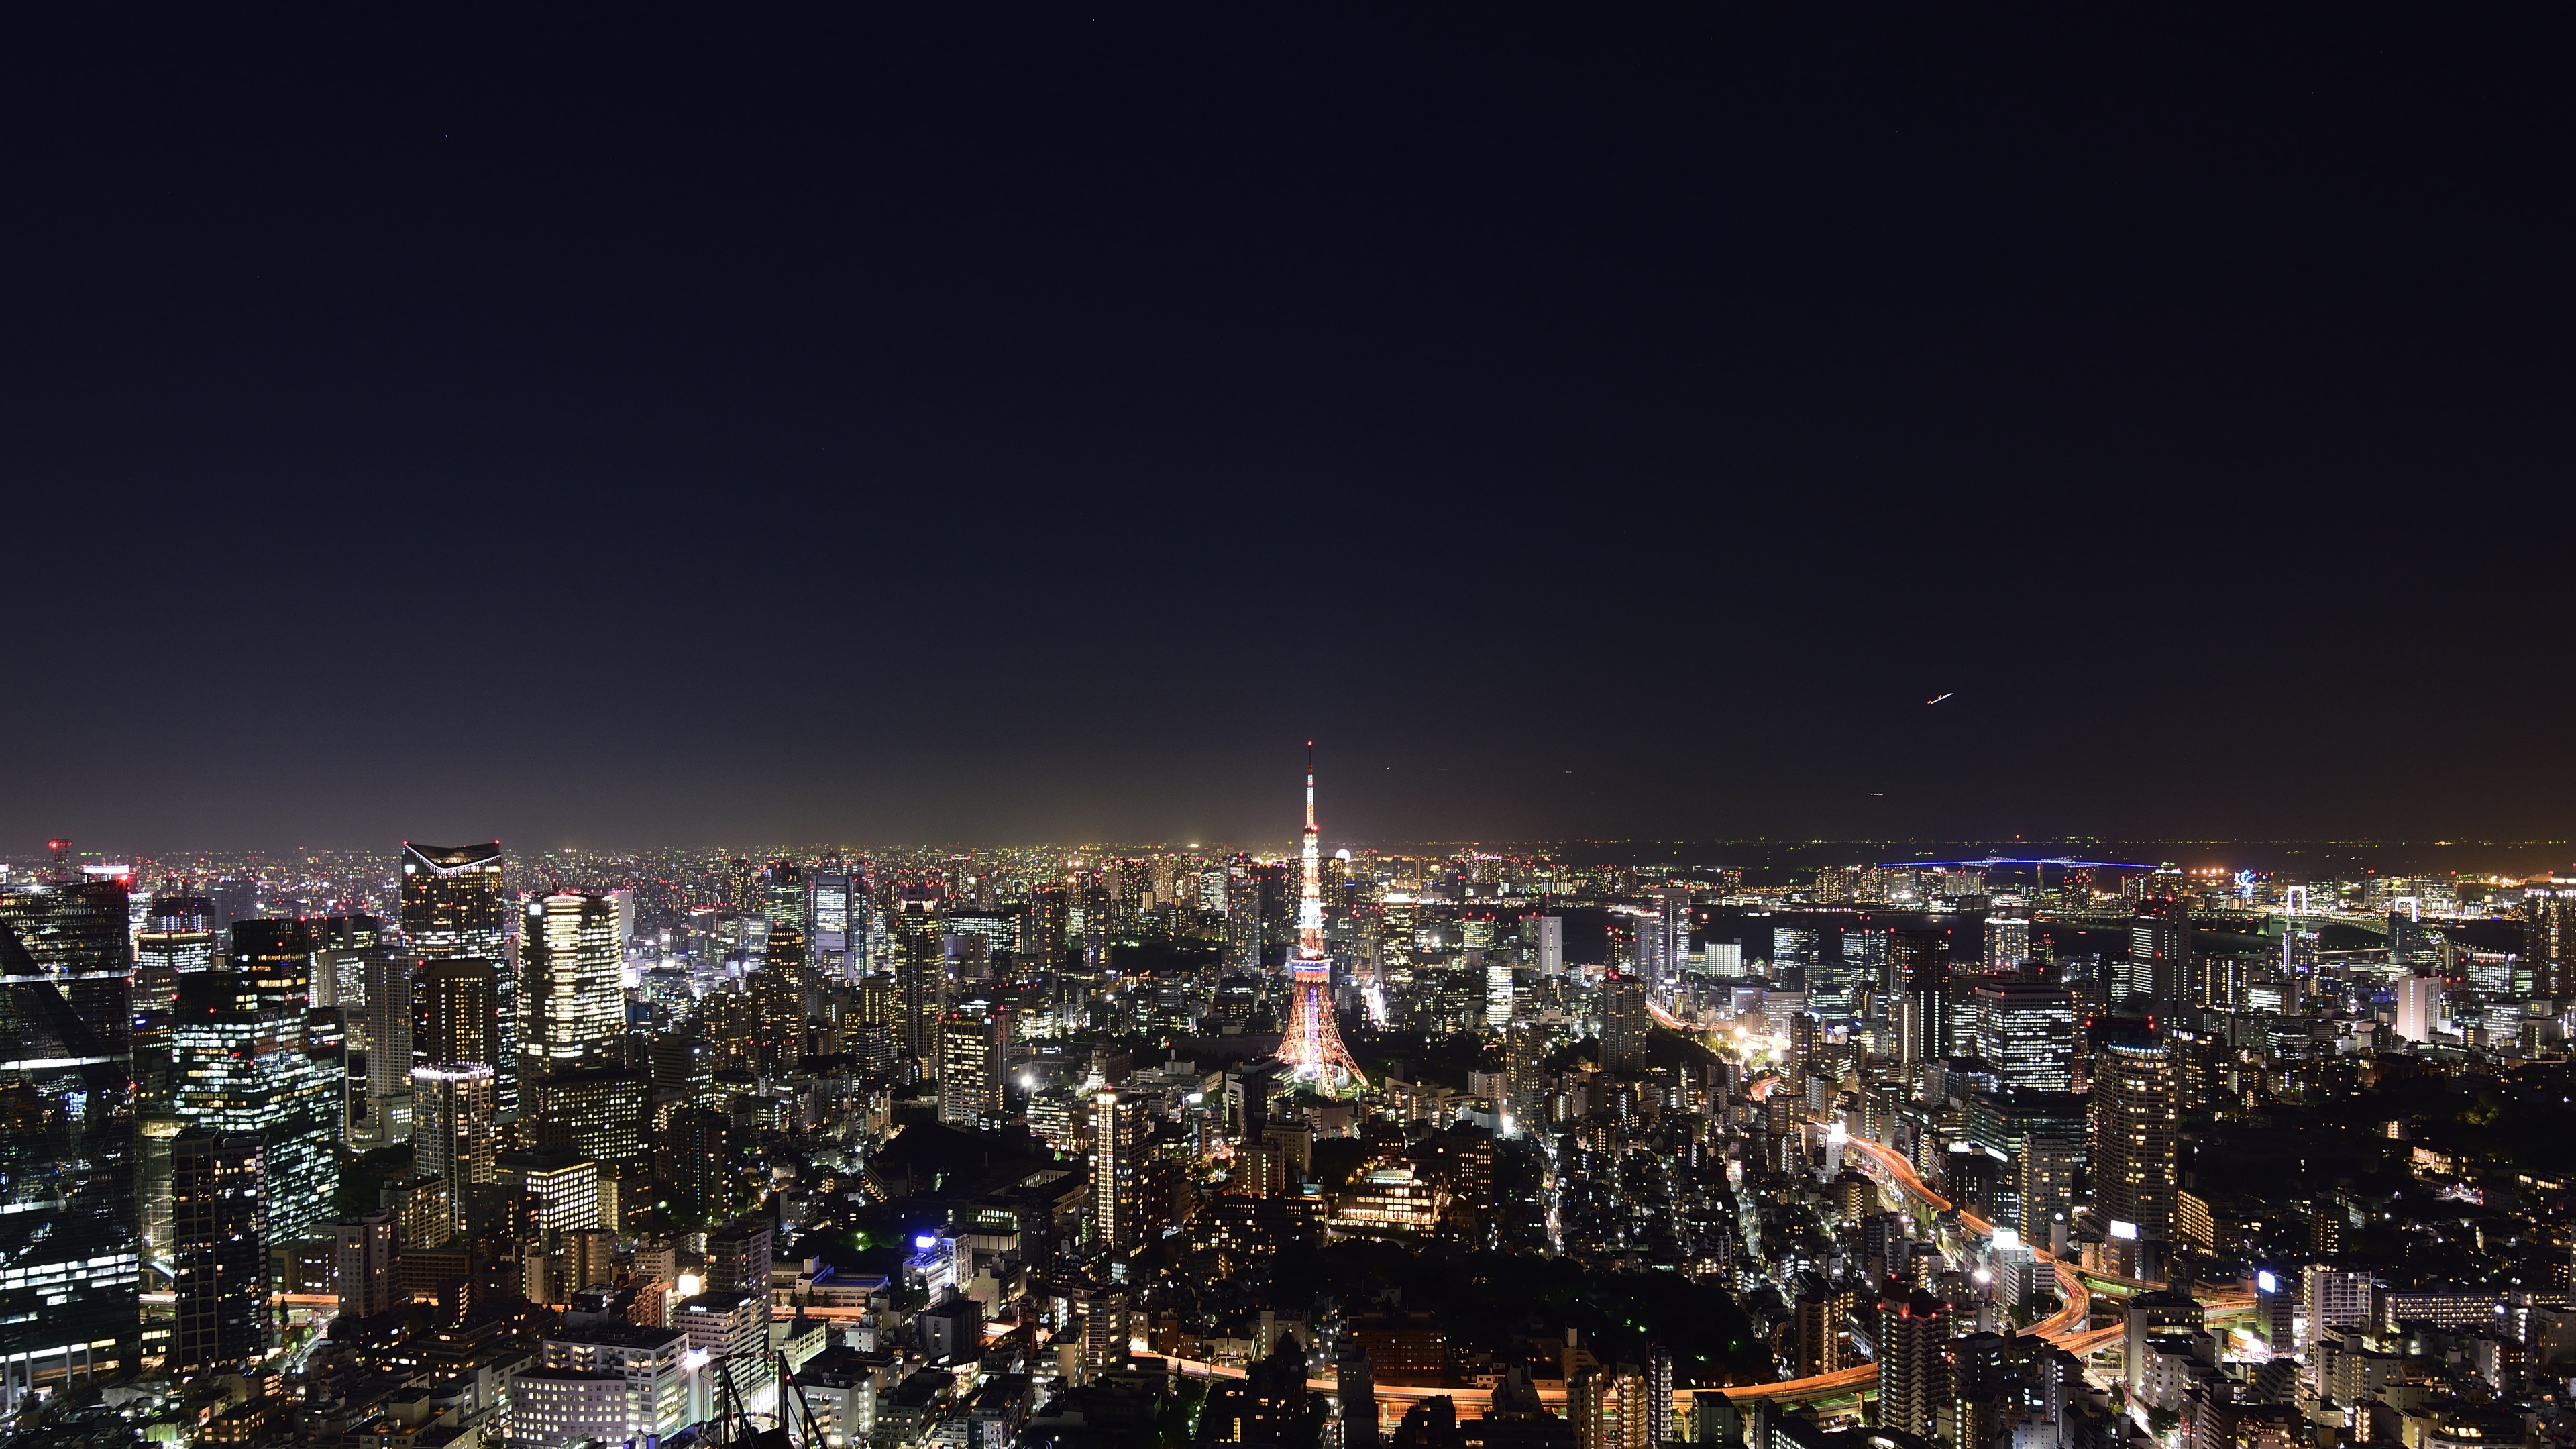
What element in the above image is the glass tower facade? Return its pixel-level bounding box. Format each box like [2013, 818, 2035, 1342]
[0, 893, 140, 1411]
[399, 843, 512, 1114]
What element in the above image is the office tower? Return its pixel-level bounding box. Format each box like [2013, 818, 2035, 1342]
[1890, 929, 1951, 1063]
[207, 876, 261, 932]
[763, 860, 806, 936]
[1653, 886, 1691, 985]
[307, 914, 386, 1008]
[172, 973, 341, 1254]
[1537, 916, 1564, 978]
[1646, 1350, 1674, 1446]
[416, 958, 500, 1069]
[411, 1063, 498, 1231]
[1967, 980, 2076, 1090]
[328, 1209, 398, 1320]
[2522, 878, 2576, 998]
[170, 1131, 266, 1375]
[809, 871, 857, 979]
[2091, 1039, 2178, 1238]
[0, 916, 142, 1411]
[2395, 973, 2440, 1043]
[1843, 928, 1891, 1002]
[2015, 1135, 2080, 1246]
[1986, 914, 2033, 970]
[1091, 1091, 1138, 1252]
[1024, 887, 1067, 969]
[1224, 863, 1263, 971]
[2125, 894, 2192, 1005]
[1876, 1287, 1952, 1440]
[1599, 973, 1648, 1069]
[400, 842, 514, 1114]
[939, 1012, 1003, 1128]
[520, 892, 623, 1089]
[356, 949, 413, 1140]
[228, 918, 315, 1015]
[134, 895, 219, 1106]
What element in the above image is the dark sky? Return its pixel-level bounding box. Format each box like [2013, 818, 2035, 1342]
[1, 7, 2568, 853]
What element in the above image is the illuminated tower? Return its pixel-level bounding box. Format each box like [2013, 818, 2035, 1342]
[1274, 746, 1365, 1095]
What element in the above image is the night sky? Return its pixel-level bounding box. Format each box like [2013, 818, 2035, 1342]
[1, 9, 2567, 852]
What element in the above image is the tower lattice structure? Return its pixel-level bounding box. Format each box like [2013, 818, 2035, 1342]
[1275, 745, 1366, 1094]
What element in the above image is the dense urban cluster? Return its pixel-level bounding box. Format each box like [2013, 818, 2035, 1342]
[7, 806, 2576, 1449]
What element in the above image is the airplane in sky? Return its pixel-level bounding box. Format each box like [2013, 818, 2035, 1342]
[1925, 692, 1954, 705]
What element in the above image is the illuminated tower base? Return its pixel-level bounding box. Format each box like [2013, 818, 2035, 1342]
[1278, 960, 1366, 1096]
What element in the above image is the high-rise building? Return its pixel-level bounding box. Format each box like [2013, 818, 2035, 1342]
[415, 958, 500, 1070]
[171, 974, 341, 1255]
[400, 842, 513, 1113]
[1599, 974, 1649, 1069]
[170, 1130, 266, 1375]
[1653, 887, 1691, 985]
[327, 1209, 398, 1320]
[2395, 973, 2440, 1044]
[1876, 1287, 1952, 1440]
[1966, 980, 2076, 1091]
[1986, 915, 2033, 969]
[2125, 895, 2192, 1005]
[0, 910, 142, 1411]
[1890, 929, 1951, 1063]
[356, 948, 413, 1142]
[808, 871, 858, 980]
[1536, 916, 1563, 979]
[2522, 878, 2576, 999]
[227, 918, 315, 1016]
[520, 892, 623, 1086]
[134, 896, 219, 1108]
[2091, 1039, 2178, 1239]
[938, 1012, 1003, 1128]
[411, 1063, 498, 1233]
[1091, 1091, 1137, 1252]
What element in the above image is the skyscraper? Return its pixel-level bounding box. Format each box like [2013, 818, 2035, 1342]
[1876, 1287, 1952, 1440]
[0, 912, 142, 1411]
[400, 842, 513, 1112]
[2394, 973, 2440, 1044]
[1890, 929, 1951, 1063]
[1536, 915, 1564, 979]
[2091, 1039, 2178, 1238]
[415, 957, 500, 1069]
[1599, 974, 1648, 1069]
[938, 1012, 1002, 1128]
[2522, 877, 2576, 999]
[227, 918, 314, 1016]
[1652, 886, 1691, 985]
[1091, 1091, 1136, 1252]
[520, 892, 624, 1087]
[411, 1063, 498, 1236]
[171, 973, 341, 1256]
[808, 870, 857, 980]
[1966, 980, 2076, 1091]
[2125, 894, 2192, 1005]
[170, 1130, 266, 1375]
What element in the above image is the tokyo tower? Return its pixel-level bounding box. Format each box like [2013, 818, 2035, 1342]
[1275, 743, 1366, 1095]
